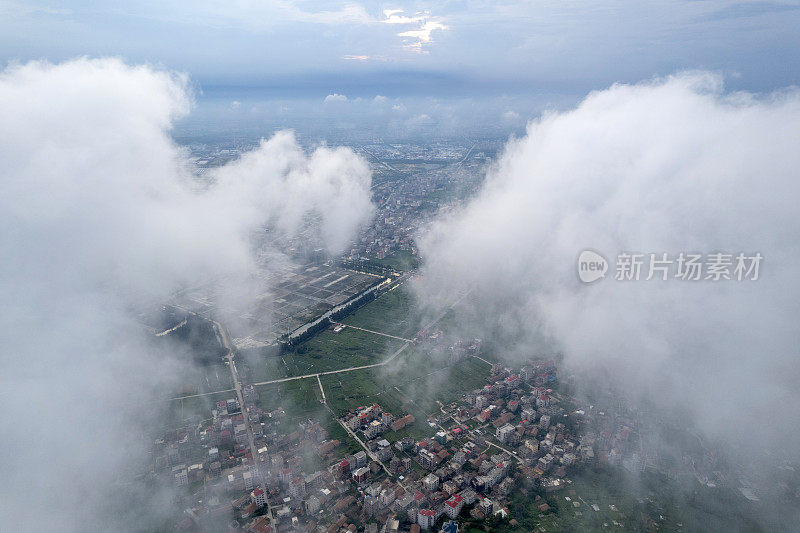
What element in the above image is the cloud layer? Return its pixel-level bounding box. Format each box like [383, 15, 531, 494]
[0, 58, 372, 531]
[416, 72, 800, 462]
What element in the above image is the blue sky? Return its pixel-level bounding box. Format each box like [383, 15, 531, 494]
[2, 1, 799, 94]
[3, 1, 799, 141]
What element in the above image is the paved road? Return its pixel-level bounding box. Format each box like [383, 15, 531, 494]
[471, 354, 493, 366]
[252, 341, 412, 386]
[167, 389, 235, 401]
[214, 318, 275, 528]
[337, 418, 394, 479]
[485, 440, 524, 464]
[339, 324, 415, 343]
[175, 288, 471, 395]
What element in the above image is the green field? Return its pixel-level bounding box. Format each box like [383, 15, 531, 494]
[482, 466, 757, 533]
[340, 286, 421, 338]
[245, 325, 404, 382]
[289, 326, 404, 373]
[162, 390, 233, 431]
[363, 250, 420, 272]
[254, 377, 362, 462]
[319, 347, 491, 435]
[163, 281, 492, 448]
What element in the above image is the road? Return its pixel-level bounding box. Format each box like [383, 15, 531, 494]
[167, 389, 235, 401]
[155, 319, 187, 336]
[171, 288, 471, 397]
[316, 374, 326, 404]
[215, 319, 275, 528]
[252, 341, 412, 386]
[470, 354, 493, 366]
[164, 329, 413, 401]
[484, 440, 524, 464]
[337, 418, 394, 479]
[339, 324, 415, 343]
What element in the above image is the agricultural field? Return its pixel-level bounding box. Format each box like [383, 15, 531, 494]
[161, 390, 232, 431]
[339, 285, 421, 339]
[320, 346, 491, 432]
[192, 363, 234, 393]
[285, 326, 404, 374]
[487, 468, 707, 533]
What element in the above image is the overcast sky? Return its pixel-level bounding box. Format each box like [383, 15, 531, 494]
[2, 1, 799, 96]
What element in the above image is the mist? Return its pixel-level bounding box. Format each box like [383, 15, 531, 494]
[415, 72, 800, 501]
[0, 58, 373, 531]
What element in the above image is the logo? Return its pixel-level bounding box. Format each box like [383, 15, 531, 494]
[578, 250, 608, 283]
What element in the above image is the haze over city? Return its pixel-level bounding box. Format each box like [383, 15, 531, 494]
[2, 2, 800, 532]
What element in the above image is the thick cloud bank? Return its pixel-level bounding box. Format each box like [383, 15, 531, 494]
[0, 58, 372, 531]
[417, 73, 800, 457]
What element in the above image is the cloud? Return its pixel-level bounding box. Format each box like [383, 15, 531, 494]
[502, 110, 520, 121]
[406, 113, 434, 127]
[381, 8, 426, 24]
[373, 94, 388, 103]
[324, 92, 348, 102]
[380, 8, 447, 52]
[0, 57, 373, 531]
[416, 72, 800, 476]
[397, 19, 447, 43]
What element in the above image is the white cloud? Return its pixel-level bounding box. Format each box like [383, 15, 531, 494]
[373, 94, 388, 103]
[397, 19, 447, 44]
[324, 92, 348, 103]
[502, 110, 520, 121]
[0, 58, 373, 531]
[416, 72, 800, 467]
[380, 8, 447, 52]
[406, 113, 433, 126]
[381, 8, 426, 24]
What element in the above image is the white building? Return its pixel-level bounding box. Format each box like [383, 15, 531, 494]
[495, 423, 515, 443]
[364, 420, 384, 439]
[305, 495, 321, 514]
[537, 453, 554, 472]
[417, 508, 438, 529]
[242, 470, 254, 491]
[423, 473, 439, 492]
[354, 450, 368, 467]
[251, 488, 267, 508]
[539, 414, 551, 429]
[475, 395, 487, 410]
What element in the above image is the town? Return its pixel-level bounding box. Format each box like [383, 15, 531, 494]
[156, 325, 660, 533]
[149, 139, 797, 533]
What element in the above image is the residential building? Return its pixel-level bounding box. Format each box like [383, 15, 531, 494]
[417, 509, 438, 530]
[444, 494, 464, 519]
[495, 423, 514, 443]
[352, 466, 370, 484]
[423, 473, 440, 492]
[251, 488, 266, 508]
[173, 466, 188, 487]
[305, 495, 320, 514]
